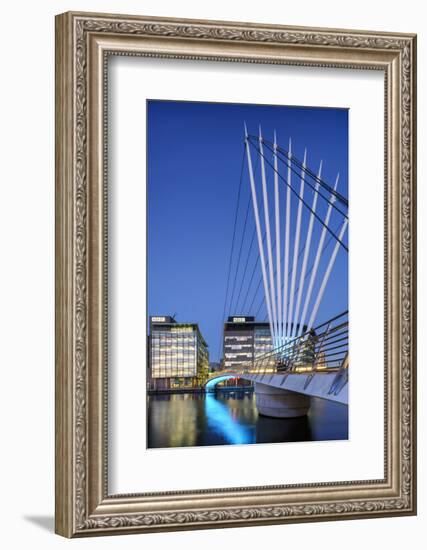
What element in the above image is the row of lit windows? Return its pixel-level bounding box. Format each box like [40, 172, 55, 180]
[152, 367, 196, 373]
[151, 363, 195, 369]
[225, 344, 252, 350]
[152, 331, 196, 337]
[151, 342, 196, 350]
[152, 361, 196, 371]
[152, 333, 196, 338]
[152, 352, 196, 359]
[224, 361, 248, 368]
[152, 345, 196, 351]
[151, 353, 196, 360]
[152, 364, 195, 369]
[152, 326, 194, 332]
[151, 338, 196, 345]
[152, 370, 195, 378]
[151, 358, 196, 365]
[151, 342, 196, 349]
[152, 362, 196, 368]
[170, 327, 194, 333]
[151, 353, 205, 363]
[152, 348, 195, 355]
[224, 352, 252, 359]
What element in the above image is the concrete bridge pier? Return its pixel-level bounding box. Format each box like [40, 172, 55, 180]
[254, 382, 310, 418]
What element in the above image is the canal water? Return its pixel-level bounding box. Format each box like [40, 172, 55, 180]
[147, 389, 348, 448]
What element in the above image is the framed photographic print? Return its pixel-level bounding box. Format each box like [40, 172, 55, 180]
[55, 11, 417, 537]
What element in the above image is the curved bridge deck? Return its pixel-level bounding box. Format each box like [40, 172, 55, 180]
[205, 370, 348, 405]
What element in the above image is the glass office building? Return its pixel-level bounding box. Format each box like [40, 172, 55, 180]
[223, 316, 274, 370]
[148, 316, 209, 390]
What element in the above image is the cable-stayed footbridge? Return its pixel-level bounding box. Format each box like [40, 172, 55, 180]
[214, 126, 349, 417]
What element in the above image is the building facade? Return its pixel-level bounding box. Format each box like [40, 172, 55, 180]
[222, 316, 274, 370]
[148, 316, 209, 391]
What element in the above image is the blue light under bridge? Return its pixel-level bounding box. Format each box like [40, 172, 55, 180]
[205, 375, 242, 390]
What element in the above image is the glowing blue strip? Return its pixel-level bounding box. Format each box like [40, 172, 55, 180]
[204, 394, 253, 445]
[205, 375, 236, 390]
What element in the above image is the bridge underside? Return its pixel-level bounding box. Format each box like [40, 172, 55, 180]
[205, 371, 348, 417]
[243, 371, 348, 406]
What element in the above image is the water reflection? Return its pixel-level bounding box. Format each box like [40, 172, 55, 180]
[205, 393, 254, 445]
[147, 390, 348, 449]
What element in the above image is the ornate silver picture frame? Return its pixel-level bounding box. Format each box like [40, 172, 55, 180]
[55, 11, 417, 537]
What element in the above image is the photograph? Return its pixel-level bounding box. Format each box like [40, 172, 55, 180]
[146, 99, 349, 449]
[52, 8, 416, 539]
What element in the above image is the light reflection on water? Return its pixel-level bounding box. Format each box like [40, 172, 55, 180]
[204, 393, 254, 445]
[147, 390, 348, 449]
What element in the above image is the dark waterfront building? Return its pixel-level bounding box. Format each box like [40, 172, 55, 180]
[148, 316, 209, 391]
[222, 316, 274, 370]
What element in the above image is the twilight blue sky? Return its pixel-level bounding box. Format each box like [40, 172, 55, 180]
[147, 100, 348, 362]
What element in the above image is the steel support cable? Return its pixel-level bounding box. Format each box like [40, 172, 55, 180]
[272, 146, 349, 224]
[244, 130, 275, 341]
[228, 195, 252, 314]
[218, 144, 246, 358]
[259, 220, 345, 322]
[234, 145, 348, 356]
[234, 227, 256, 312]
[297, 175, 341, 337]
[249, 135, 349, 217]
[248, 270, 265, 314]
[273, 147, 349, 212]
[239, 230, 267, 313]
[230, 153, 261, 314]
[307, 218, 349, 330]
[247, 140, 348, 252]
[250, 137, 348, 230]
[248, 134, 348, 208]
[255, 206, 324, 321]
[255, 138, 349, 222]
[291, 160, 323, 340]
[244, 143, 347, 328]
[228, 152, 261, 315]
[280, 148, 348, 208]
